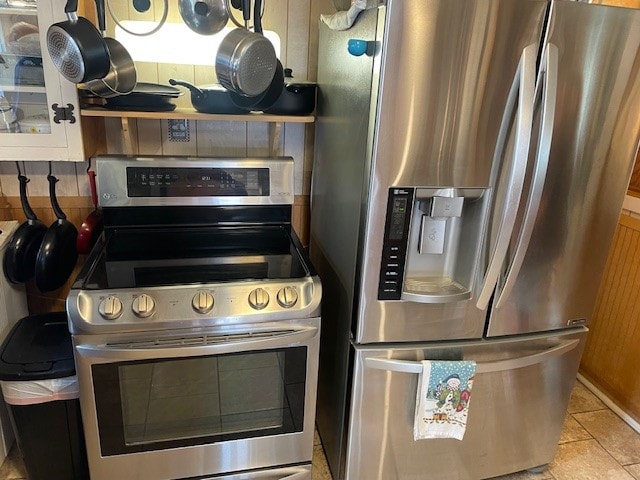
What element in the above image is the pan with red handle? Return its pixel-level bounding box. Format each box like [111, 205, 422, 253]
[2, 170, 47, 283]
[76, 167, 103, 254]
[34, 173, 78, 293]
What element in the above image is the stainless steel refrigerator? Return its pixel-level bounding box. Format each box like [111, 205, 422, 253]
[309, 1, 640, 479]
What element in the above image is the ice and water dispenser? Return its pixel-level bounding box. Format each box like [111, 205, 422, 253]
[378, 187, 489, 302]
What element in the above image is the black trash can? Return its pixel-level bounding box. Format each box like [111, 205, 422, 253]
[0, 312, 89, 480]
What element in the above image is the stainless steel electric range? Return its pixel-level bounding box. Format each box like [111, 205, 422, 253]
[66, 155, 321, 480]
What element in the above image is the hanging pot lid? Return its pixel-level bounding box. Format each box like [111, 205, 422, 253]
[179, 0, 229, 35]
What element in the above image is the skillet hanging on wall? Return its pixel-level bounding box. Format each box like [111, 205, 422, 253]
[2, 163, 47, 284]
[76, 160, 104, 254]
[34, 165, 79, 293]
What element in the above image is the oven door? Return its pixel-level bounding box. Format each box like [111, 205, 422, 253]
[73, 318, 319, 480]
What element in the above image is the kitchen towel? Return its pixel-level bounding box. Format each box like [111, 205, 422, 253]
[320, 0, 367, 31]
[414, 360, 476, 441]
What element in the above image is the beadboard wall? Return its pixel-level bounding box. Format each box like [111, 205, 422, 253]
[580, 211, 640, 424]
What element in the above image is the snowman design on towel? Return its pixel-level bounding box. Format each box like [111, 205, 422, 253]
[414, 360, 476, 440]
[435, 374, 468, 413]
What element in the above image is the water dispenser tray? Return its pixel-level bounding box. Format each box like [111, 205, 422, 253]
[402, 277, 471, 303]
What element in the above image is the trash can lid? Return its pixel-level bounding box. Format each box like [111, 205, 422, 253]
[0, 312, 75, 381]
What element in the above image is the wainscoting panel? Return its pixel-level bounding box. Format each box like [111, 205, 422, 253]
[580, 214, 640, 424]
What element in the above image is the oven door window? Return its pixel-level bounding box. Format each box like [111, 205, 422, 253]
[92, 347, 306, 455]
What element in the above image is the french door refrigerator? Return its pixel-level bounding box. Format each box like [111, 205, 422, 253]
[309, 1, 640, 479]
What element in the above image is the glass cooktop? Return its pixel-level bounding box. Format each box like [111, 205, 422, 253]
[80, 225, 310, 290]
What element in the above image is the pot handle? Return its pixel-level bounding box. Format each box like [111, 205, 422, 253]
[242, 0, 250, 27]
[88, 169, 98, 209]
[254, 0, 263, 34]
[63, 0, 80, 23]
[168, 79, 205, 100]
[93, 0, 106, 33]
[64, 0, 78, 14]
[47, 174, 67, 221]
[18, 174, 38, 221]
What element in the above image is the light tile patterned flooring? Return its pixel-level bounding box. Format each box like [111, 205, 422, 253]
[1, 379, 639, 479]
[311, 379, 640, 480]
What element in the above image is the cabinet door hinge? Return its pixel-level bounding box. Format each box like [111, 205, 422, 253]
[51, 103, 76, 124]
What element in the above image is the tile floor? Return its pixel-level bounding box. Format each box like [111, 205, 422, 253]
[311, 379, 640, 480]
[1, 379, 639, 480]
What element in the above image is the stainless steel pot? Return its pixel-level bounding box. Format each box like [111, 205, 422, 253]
[228, 59, 283, 111]
[215, 27, 277, 97]
[179, 0, 228, 35]
[82, 38, 136, 97]
[82, 0, 136, 97]
[46, 0, 110, 83]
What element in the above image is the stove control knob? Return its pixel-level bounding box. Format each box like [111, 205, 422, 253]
[248, 288, 270, 310]
[277, 286, 298, 308]
[99, 296, 123, 320]
[192, 291, 214, 314]
[132, 294, 155, 318]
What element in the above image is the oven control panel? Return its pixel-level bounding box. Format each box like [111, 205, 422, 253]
[71, 278, 322, 333]
[96, 156, 294, 207]
[126, 167, 271, 198]
[96, 286, 302, 322]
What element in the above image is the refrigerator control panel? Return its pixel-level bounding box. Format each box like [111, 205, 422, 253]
[378, 188, 414, 300]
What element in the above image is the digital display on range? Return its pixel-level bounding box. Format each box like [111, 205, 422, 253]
[126, 167, 270, 197]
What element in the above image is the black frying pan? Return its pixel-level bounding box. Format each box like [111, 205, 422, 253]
[2, 172, 47, 284]
[34, 174, 79, 293]
[46, 0, 110, 83]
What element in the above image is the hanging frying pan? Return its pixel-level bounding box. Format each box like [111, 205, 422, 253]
[46, 0, 110, 83]
[34, 173, 79, 293]
[2, 169, 47, 284]
[76, 164, 103, 254]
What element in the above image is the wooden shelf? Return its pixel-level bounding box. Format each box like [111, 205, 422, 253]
[0, 84, 45, 94]
[0, 5, 37, 15]
[81, 107, 313, 156]
[80, 107, 315, 124]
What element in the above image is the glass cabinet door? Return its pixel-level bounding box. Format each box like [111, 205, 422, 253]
[0, 1, 50, 134]
[0, 0, 85, 161]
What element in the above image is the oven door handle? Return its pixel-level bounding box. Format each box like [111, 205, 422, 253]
[74, 324, 319, 361]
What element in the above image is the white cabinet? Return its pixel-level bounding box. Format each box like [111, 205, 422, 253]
[0, 0, 87, 161]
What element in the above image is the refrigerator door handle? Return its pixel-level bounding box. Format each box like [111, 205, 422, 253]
[495, 43, 559, 310]
[476, 44, 538, 311]
[364, 338, 580, 375]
